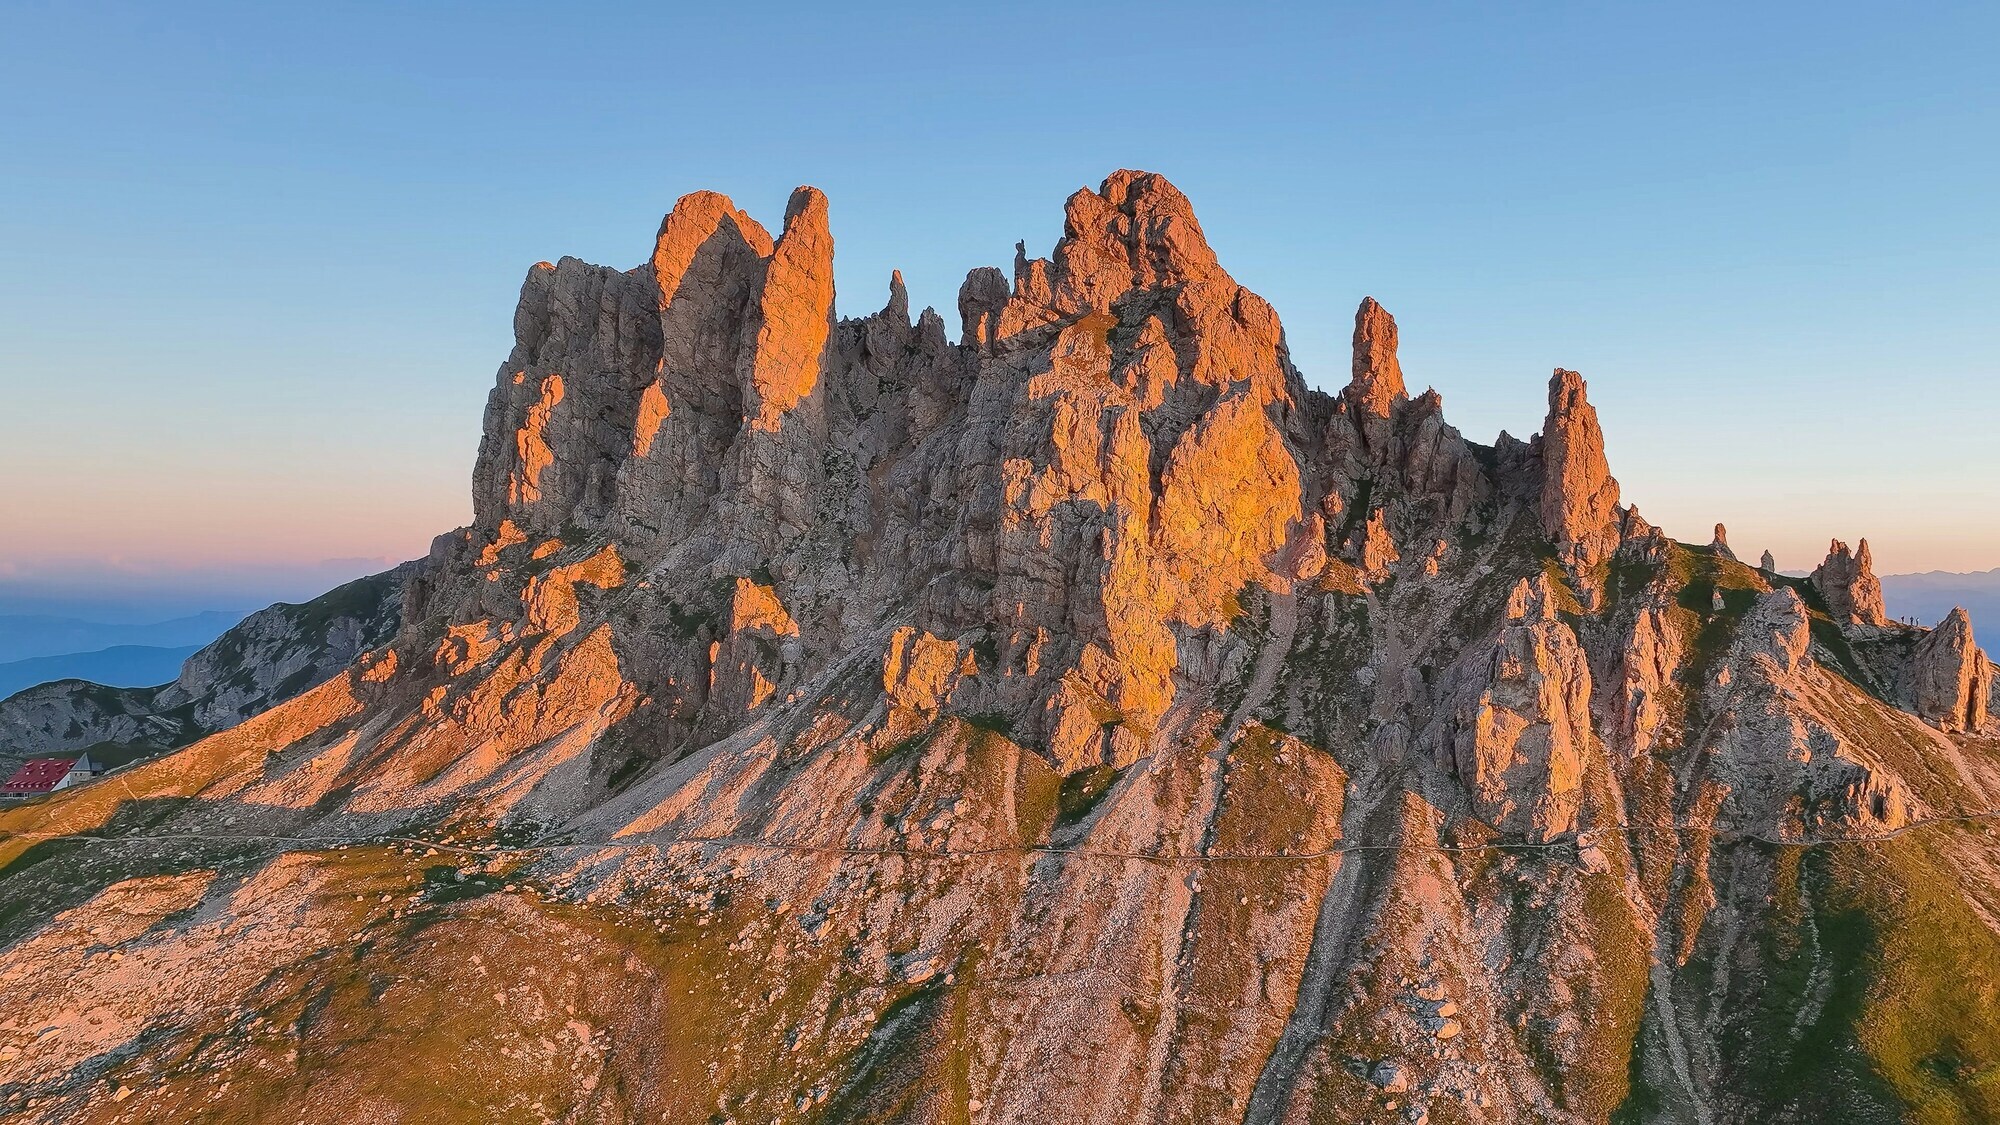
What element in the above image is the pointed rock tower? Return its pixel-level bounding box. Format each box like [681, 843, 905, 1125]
[1345, 297, 1406, 420]
[1535, 369, 1621, 570]
[1710, 523, 1736, 561]
[1914, 608, 1992, 731]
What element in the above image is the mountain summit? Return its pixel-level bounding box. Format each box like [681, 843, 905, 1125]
[2, 173, 1997, 1124]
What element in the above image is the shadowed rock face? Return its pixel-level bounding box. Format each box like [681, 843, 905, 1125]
[2, 172, 1998, 1125]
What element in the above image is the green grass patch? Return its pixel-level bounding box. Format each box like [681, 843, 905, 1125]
[960, 712, 1014, 738]
[1056, 765, 1123, 828]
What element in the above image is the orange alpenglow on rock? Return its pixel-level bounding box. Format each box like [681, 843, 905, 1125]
[742, 187, 835, 431]
[1345, 296, 1406, 419]
[506, 373, 564, 507]
[1535, 369, 1621, 570]
[1810, 538, 1887, 626]
[650, 189, 773, 301]
[17, 171, 2000, 1121]
[1440, 574, 1594, 842]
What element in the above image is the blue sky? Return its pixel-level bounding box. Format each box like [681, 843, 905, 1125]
[3, 0, 1997, 603]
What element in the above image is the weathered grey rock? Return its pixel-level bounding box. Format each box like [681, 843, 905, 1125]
[1431, 575, 1594, 841]
[1811, 537, 1888, 626]
[1710, 523, 1736, 560]
[1914, 608, 1991, 731]
[3, 172, 1995, 1125]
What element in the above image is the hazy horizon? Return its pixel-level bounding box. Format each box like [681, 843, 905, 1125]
[5, 2, 1998, 577]
[0, 556, 399, 623]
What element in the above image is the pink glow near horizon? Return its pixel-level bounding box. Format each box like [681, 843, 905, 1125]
[4, 461, 1994, 581]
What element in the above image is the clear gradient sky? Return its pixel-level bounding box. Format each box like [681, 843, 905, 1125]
[4, 1, 1997, 606]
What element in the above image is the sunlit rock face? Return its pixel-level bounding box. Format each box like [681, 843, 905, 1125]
[4, 172, 2000, 1125]
[1810, 536, 1888, 626]
[1430, 575, 1595, 842]
[1914, 607, 1992, 731]
[1534, 368, 1621, 574]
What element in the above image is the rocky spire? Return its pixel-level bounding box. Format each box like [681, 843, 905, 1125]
[858, 270, 917, 361]
[740, 187, 835, 431]
[1759, 549, 1777, 573]
[956, 266, 1008, 349]
[1536, 369, 1621, 569]
[1345, 297, 1406, 419]
[1620, 505, 1652, 540]
[1810, 538, 1887, 626]
[1914, 608, 1992, 731]
[1710, 523, 1736, 561]
[884, 269, 909, 323]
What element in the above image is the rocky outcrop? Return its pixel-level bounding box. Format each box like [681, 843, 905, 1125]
[0, 566, 413, 774]
[1432, 575, 1594, 841]
[881, 627, 974, 716]
[1739, 586, 1813, 676]
[1914, 608, 1992, 731]
[1811, 537, 1888, 626]
[1705, 586, 1922, 835]
[707, 578, 802, 716]
[0, 683, 167, 769]
[1535, 369, 1621, 570]
[4, 172, 1997, 1125]
[160, 567, 416, 731]
[740, 188, 834, 431]
[1710, 523, 1735, 560]
[1345, 296, 1405, 421]
[1760, 549, 1777, 572]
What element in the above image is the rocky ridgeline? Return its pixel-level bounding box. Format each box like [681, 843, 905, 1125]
[0, 567, 414, 775]
[1, 172, 1998, 1124]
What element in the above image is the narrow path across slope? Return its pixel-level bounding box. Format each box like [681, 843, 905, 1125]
[10, 806, 2000, 864]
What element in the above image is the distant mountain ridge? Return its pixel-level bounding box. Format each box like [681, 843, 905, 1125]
[1882, 567, 2000, 637]
[0, 610, 242, 664]
[0, 644, 202, 702]
[0, 566, 412, 775]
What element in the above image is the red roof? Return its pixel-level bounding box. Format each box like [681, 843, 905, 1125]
[1, 758, 77, 794]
